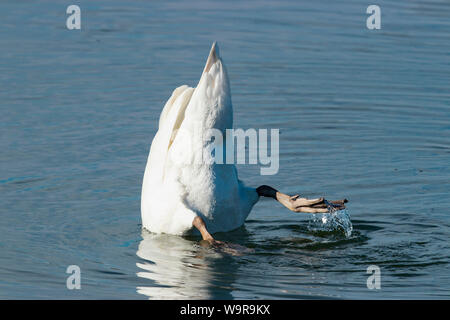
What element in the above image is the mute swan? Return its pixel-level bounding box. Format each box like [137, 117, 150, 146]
[141, 42, 347, 243]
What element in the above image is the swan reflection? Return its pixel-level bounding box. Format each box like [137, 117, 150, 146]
[136, 230, 236, 299]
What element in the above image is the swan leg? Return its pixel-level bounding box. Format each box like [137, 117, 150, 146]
[192, 216, 214, 242]
[192, 216, 253, 256]
[256, 185, 347, 213]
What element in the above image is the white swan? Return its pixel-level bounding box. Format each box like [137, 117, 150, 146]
[141, 42, 347, 242]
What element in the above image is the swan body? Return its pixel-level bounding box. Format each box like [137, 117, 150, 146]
[141, 43, 259, 236]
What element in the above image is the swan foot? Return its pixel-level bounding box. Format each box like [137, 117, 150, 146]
[200, 239, 253, 256]
[193, 216, 253, 256]
[256, 185, 348, 213]
[287, 195, 348, 213]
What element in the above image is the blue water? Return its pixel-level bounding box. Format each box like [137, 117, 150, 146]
[1, 0, 449, 299]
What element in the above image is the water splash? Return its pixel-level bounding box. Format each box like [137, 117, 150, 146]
[307, 209, 353, 238]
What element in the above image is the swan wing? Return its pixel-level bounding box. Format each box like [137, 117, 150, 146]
[158, 85, 189, 129]
[144, 86, 194, 183]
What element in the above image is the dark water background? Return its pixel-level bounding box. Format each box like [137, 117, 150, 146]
[1, 0, 449, 299]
